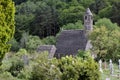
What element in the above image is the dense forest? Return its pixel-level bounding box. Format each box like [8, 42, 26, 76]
[9, 0, 120, 52]
[0, 0, 120, 80]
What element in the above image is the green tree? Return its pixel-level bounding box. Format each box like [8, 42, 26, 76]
[61, 20, 83, 30]
[95, 18, 119, 30]
[90, 26, 120, 61]
[29, 1, 60, 38]
[13, 0, 28, 5]
[15, 1, 36, 41]
[0, 0, 15, 65]
[59, 5, 85, 25]
[15, 0, 60, 39]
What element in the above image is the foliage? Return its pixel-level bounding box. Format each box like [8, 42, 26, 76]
[77, 50, 91, 59]
[41, 36, 56, 45]
[8, 38, 20, 52]
[90, 26, 120, 61]
[0, 72, 18, 80]
[59, 5, 85, 25]
[30, 52, 62, 80]
[0, 50, 100, 80]
[20, 32, 42, 52]
[59, 56, 100, 80]
[13, 0, 28, 5]
[0, 50, 30, 80]
[95, 18, 119, 30]
[16, 49, 28, 56]
[15, 1, 36, 41]
[0, 0, 15, 65]
[8, 56, 24, 77]
[17, 66, 32, 80]
[26, 35, 42, 52]
[20, 32, 29, 49]
[15, 0, 60, 39]
[30, 53, 100, 80]
[62, 20, 83, 30]
[13, 0, 120, 42]
[0, 49, 27, 77]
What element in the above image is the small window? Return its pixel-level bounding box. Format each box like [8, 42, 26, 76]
[85, 16, 87, 20]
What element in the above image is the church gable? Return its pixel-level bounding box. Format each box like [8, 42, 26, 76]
[55, 30, 88, 58]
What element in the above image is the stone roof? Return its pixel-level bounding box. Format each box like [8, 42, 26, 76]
[37, 45, 56, 58]
[85, 8, 92, 16]
[55, 30, 88, 57]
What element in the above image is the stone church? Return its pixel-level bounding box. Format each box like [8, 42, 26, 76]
[37, 8, 93, 58]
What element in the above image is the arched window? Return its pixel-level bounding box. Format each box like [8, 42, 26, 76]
[85, 16, 87, 20]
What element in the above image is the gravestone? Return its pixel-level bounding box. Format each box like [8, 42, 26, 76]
[106, 78, 110, 80]
[118, 59, 120, 70]
[99, 59, 103, 73]
[109, 59, 113, 75]
[104, 61, 107, 70]
[37, 45, 56, 59]
[22, 55, 29, 65]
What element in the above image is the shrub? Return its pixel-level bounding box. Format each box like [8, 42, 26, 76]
[42, 36, 56, 45]
[30, 54, 100, 80]
[0, 72, 18, 80]
[26, 35, 42, 53]
[8, 55, 24, 77]
[0, 49, 27, 77]
[17, 66, 32, 80]
[8, 38, 20, 52]
[30, 52, 62, 80]
[0, 0, 15, 65]
[59, 56, 100, 80]
[77, 50, 91, 59]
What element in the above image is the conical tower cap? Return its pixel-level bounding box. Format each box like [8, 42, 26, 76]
[85, 8, 92, 16]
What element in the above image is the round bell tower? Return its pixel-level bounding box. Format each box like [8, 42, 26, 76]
[84, 8, 93, 31]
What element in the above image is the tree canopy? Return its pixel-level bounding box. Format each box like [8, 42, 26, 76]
[0, 0, 15, 65]
[90, 19, 120, 61]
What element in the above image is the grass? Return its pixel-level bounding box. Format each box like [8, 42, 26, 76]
[101, 63, 120, 80]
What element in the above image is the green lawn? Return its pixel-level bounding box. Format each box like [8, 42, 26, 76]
[101, 63, 120, 80]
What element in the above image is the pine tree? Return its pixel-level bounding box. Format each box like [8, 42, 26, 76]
[0, 0, 15, 65]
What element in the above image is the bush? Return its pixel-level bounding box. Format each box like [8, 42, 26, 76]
[30, 54, 100, 80]
[0, 49, 27, 77]
[26, 35, 42, 52]
[77, 50, 91, 59]
[0, 72, 18, 80]
[59, 56, 100, 80]
[30, 52, 62, 80]
[42, 36, 56, 45]
[17, 66, 32, 80]
[8, 38, 20, 52]
[8, 55, 24, 77]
